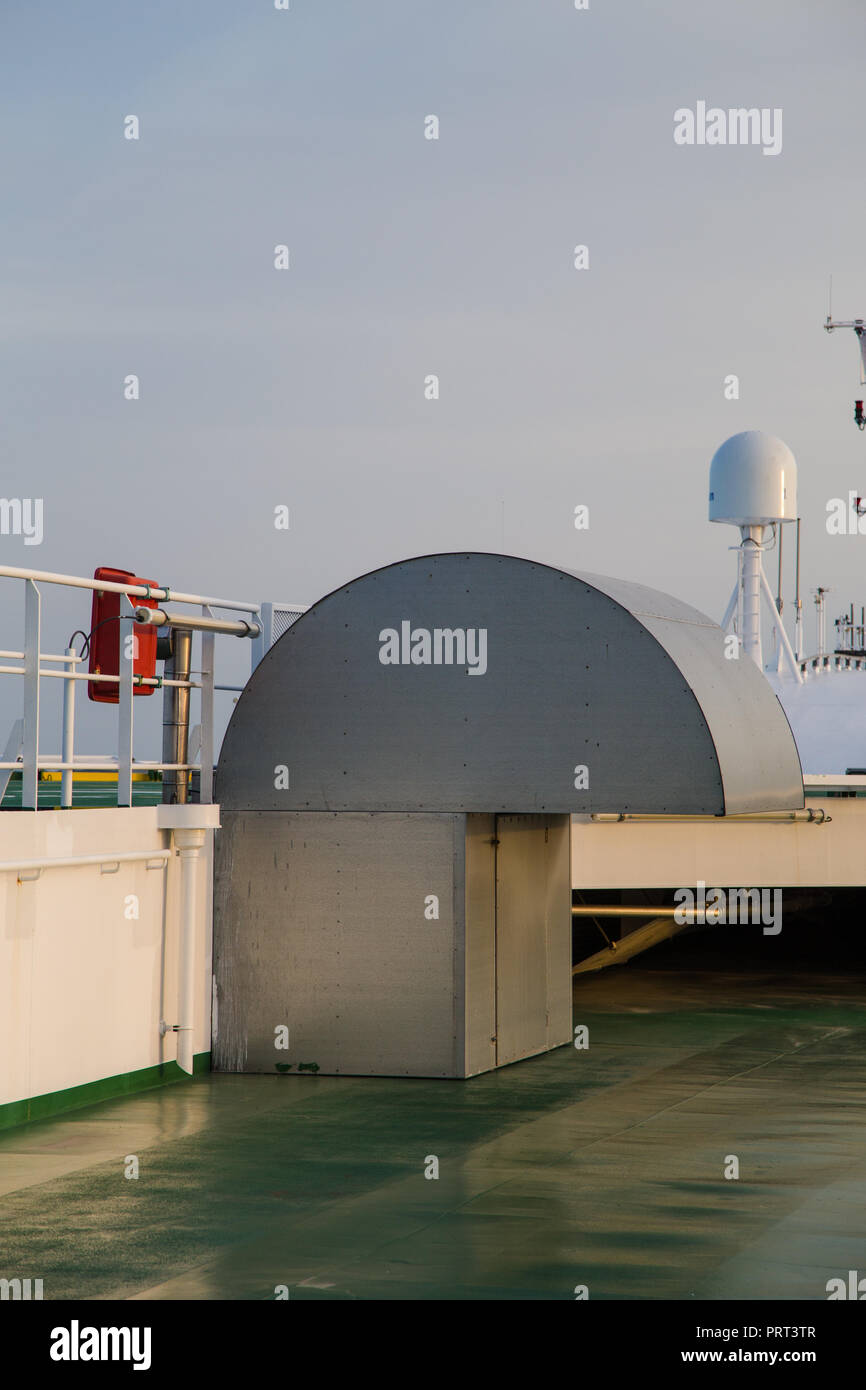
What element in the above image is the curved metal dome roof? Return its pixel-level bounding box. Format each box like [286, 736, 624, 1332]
[217, 553, 804, 815]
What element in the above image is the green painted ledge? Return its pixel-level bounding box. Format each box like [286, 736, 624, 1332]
[0, 1053, 211, 1131]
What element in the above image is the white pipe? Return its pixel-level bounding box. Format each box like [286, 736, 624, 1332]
[134, 608, 261, 638]
[0, 650, 81, 662]
[200, 618, 215, 805]
[61, 646, 76, 808]
[816, 593, 827, 657]
[572, 905, 724, 918]
[50, 671, 200, 688]
[739, 526, 764, 668]
[0, 668, 200, 688]
[0, 850, 170, 873]
[759, 567, 804, 683]
[24, 755, 118, 762]
[0, 564, 260, 614]
[22, 580, 40, 810]
[0, 761, 195, 770]
[589, 809, 827, 823]
[117, 596, 134, 808]
[172, 827, 206, 1075]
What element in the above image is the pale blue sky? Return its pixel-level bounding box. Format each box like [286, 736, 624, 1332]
[2, 0, 866, 748]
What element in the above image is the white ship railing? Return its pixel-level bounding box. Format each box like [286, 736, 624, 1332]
[0, 564, 285, 811]
[798, 652, 866, 677]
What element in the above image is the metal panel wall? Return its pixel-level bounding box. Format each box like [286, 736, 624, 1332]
[495, 816, 550, 1065]
[463, 814, 497, 1077]
[213, 808, 572, 1079]
[213, 810, 464, 1078]
[494, 814, 572, 1066]
[543, 815, 573, 1053]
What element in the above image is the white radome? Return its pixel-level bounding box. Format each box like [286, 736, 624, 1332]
[709, 429, 798, 525]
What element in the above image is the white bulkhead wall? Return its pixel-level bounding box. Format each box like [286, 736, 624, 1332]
[0, 807, 214, 1111]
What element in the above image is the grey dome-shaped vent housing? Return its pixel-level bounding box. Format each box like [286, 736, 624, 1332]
[217, 552, 804, 816]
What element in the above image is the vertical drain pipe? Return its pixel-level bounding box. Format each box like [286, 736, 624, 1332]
[794, 517, 803, 660]
[175, 825, 205, 1075]
[157, 805, 220, 1077]
[161, 628, 192, 804]
[159, 629, 195, 1071]
[60, 647, 76, 809]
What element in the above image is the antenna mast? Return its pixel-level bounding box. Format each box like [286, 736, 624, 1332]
[824, 283, 866, 428]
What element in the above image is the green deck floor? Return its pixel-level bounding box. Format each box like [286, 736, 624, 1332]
[1, 964, 865, 1300]
[1, 781, 164, 809]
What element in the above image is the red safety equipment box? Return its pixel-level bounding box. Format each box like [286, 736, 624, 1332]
[87, 567, 159, 703]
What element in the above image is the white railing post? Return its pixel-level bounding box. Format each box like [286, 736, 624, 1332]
[60, 647, 77, 808]
[251, 601, 273, 672]
[200, 607, 214, 803]
[22, 579, 41, 810]
[117, 595, 134, 807]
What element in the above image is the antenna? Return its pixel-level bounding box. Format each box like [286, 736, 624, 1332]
[823, 314, 866, 337]
[813, 586, 831, 659]
[823, 289, 866, 418]
[709, 431, 802, 682]
[794, 517, 803, 660]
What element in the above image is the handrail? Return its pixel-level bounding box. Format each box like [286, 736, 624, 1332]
[0, 762, 195, 771]
[0, 665, 198, 688]
[0, 650, 82, 662]
[0, 565, 270, 809]
[0, 564, 260, 614]
[0, 850, 171, 874]
[798, 652, 866, 673]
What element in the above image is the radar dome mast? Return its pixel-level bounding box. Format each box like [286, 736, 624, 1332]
[709, 430, 802, 682]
